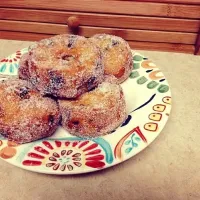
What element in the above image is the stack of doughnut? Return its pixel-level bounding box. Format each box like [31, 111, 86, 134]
[0, 34, 133, 144]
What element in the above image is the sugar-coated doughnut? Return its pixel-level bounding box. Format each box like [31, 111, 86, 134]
[0, 79, 60, 144]
[18, 53, 31, 80]
[90, 34, 132, 84]
[59, 81, 127, 137]
[28, 34, 104, 98]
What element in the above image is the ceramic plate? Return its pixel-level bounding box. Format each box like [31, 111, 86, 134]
[0, 48, 171, 174]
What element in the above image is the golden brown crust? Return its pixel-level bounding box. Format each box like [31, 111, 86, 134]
[0, 78, 60, 144]
[90, 34, 133, 84]
[18, 53, 31, 80]
[59, 81, 127, 138]
[28, 34, 104, 98]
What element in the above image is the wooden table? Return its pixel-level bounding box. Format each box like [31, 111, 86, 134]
[0, 39, 200, 200]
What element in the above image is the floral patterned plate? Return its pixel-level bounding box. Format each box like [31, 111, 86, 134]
[0, 48, 171, 174]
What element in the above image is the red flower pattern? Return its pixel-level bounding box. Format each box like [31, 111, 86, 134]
[0, 51, 22, 63]
[22, 140, 105, 171]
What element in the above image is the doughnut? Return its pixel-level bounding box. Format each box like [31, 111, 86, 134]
[28, 34, 104, 98]
[103, 75, 119, 84]
[18, 53, 31, 80]
[90, 34, 133, 84]
[0, 78, 60, 144]
[59, 81, 127, 138]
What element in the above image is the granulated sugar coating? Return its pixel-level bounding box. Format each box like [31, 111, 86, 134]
[90, 34, 133, 84]
[0, 78, 60, 144]
[103, 75, 119, 84]
[28, 34, 104, 98]
[18, 53, 31, 80]
[59, 81, 127, 138]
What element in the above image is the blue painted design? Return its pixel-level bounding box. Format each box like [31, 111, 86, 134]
[146, 69, 153, 73]
[0, 63, 6, 72]
[121, 115, 132, 127]
[9, 64, 14, 73]
[125, 140, 131, 145]
[0, 62, 19, 74]
[16, 143, 36, 163]
[135, 137, 141, 141]
[125, 147, 133, 154]
[93, 138, 114, 164]
[14, 63, 19, 69]
[124, 133, 141, 154]
[131, 93, 156, 113]
[133, 143, 138, 147]
[159, 79, 165, 82]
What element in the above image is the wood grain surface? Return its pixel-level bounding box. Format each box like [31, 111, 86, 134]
[0, 8, 199, 33]
[0, 20, 197, 44]
[0, 31, 195, 54]
[112, 0, 200, 5]
[0, 0, 200, 18]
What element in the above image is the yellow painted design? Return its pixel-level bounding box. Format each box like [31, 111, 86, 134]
[153, 104, 166, 112]
[149, 113, 162, 121]
[144, 123, 158, 132]
[162, 96, 171, 104]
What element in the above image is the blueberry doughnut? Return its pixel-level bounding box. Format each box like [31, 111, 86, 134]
[90, 34, 133, 84]
[0, 79, 60, 144]
[59, 81, 127, 138]
[18, 53, 31, 80]
[28, 34, 104, 98]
